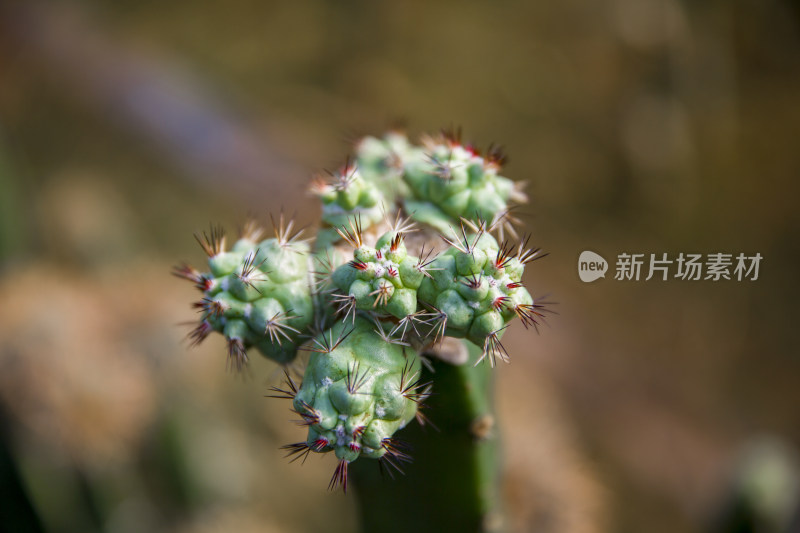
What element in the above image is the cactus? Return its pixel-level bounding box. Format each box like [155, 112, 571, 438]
[176, 128, 550, 530]
[354, 131, 416, 201]
[173, 215, 314, 368]
[353, 129, 527, 235]
[311, 162, 388, 251]
[277, 318, 426, 491]
[328, 226, 424, 321]
[416, 222, 547, 365]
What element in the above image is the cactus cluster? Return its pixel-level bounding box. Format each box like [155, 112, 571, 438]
[312, 164, 386, 230]
[328, 222, 425, 321]
[325, 220, 546, 366]
[173, 216, 313, 368]
[354, 129, 527, 234]
[175, 128, 549, 493]
[310, 163, 389, 252]
[276, 319, 424, 491]
[417, 223, 545, 365]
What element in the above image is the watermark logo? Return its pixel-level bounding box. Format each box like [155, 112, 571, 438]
[578, 251, 762, 282]
[578, 251, 608, 282]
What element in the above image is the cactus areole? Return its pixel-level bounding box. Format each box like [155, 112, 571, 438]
[175, 129, 550, 494]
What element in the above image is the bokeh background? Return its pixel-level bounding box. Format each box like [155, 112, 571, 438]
[1, 1, 799, 532]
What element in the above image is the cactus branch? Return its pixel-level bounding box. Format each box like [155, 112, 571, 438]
[350, 340, 501, 532]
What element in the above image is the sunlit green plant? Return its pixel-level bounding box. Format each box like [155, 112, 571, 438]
[175, 129, 550, 524]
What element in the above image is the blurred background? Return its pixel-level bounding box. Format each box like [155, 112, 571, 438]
[1, 0, 799, 532]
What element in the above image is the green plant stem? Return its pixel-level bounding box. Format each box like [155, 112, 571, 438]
[350, 341, 502, 532]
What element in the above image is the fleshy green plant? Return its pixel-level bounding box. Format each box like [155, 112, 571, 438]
[175, 129, 550, 530]
[173, 215, 313, 367]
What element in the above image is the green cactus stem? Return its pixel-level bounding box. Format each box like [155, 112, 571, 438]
[417, 222, 546, 366]
[311, 162, 387, 251]
[273, 318, 427, 492]
[354, 131, 417, 201]
[400, 130, 526, 234]
[173, 216, 314, 370]
[328, 227, 425, 320]
[350, 340, 501, 532]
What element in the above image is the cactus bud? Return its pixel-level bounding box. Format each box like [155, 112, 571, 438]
[282, 319, 425, 491]
[176, 218, 314, 370]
